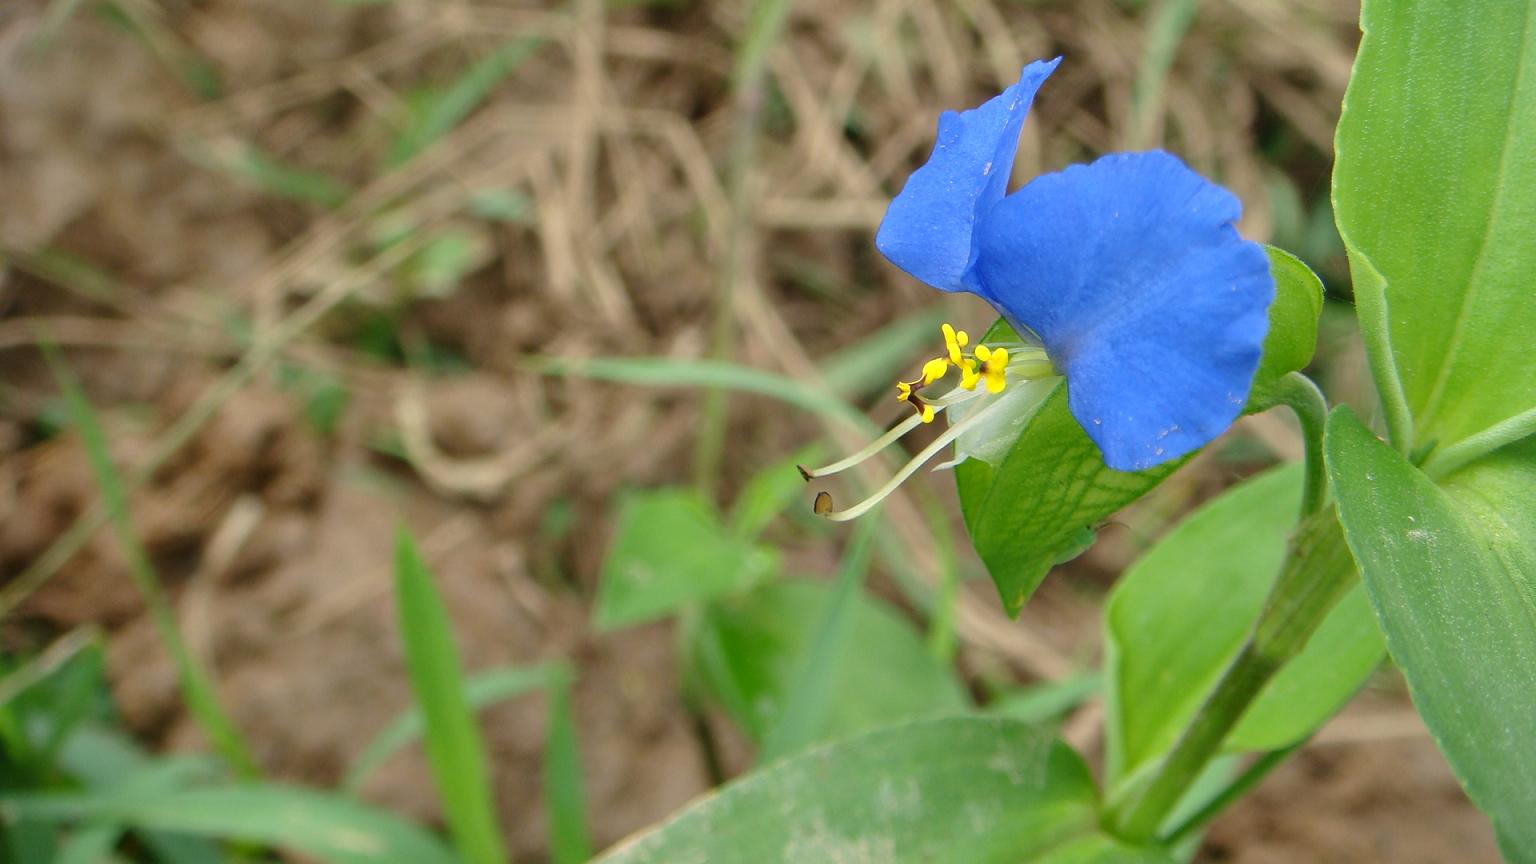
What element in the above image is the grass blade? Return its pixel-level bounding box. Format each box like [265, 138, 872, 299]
[389, 39, 544, 166]
[543, 682, 591, 864]
[392, 530, 508, 864]
[343, 664, 569, 793]
[41, 341, 257, 777]
[181, 141, 352, 207]
[54, 825, 122, 864]
[526, 356, 865, 429]
[2, 785, 458, 864]
[758, 520, 875, 763]
[1128, 0, 1200, 148]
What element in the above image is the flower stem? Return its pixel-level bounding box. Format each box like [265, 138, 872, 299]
[1106, 507, 1356, 843]
[1271, 372, 1329, 517]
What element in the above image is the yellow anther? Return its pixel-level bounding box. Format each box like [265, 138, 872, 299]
[979, 345, 1009, 393]
[942, 323, 969, 365]
[895, 380, 936, 423]
[921, 357, 950, 386]
[958, 359, 980, 391]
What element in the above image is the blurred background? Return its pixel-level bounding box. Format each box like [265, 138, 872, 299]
[0, 0, 1502, 860]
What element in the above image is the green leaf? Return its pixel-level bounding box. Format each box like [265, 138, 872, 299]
[595, 489, 773, 630]
[987, 672, 1101, 727]
[1104, 465, 1384, 787]
[1332, 1, 1536, 451]
[593, 717, 1163, 864]
[181, 141, 351, 207]
[400, 227, 492, 299]
[544, 682, 591, 864]
[687, 579, 968, 751]
[757, 525, 875, 762]
[393, 531, 507, 864]
[957, 247, 1322, 615]
[729, 445, 824, 540]
[389, 39, 544, 166]
[343, 664, 568, 793]
[1326, 407, 1536, 860]
[956, 374, 1179, 615]
[2, 785, 458, 864]
[1247, 246, 1324, 408]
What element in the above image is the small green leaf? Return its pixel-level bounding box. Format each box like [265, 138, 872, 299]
[182, 141, 352, 207]
[389, 39, 544, 166]
[466, 189, 535, 224]
[400, 227, 493, 299]
[595, 489, 773, 630]
[688, 579, 968, 751]
[1326, 407, 1536, 860]
[1104, 465, 1384, 787]
[593, 717, 1141, 864]
[1332, 1, 1536, 451]
[393, 531, 507, 864]
[2, 785, 458, 864]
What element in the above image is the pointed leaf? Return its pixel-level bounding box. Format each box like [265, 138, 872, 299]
[1333, 0, 1536, 449]
[1327, 407, 1536, 860]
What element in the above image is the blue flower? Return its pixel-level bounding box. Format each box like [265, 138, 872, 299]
[877, 58, 1273, 472]
[803, 58, 1273, 520]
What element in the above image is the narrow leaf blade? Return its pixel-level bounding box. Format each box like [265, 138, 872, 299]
[393, 531, 507, 864]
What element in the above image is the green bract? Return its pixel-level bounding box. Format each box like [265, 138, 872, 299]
[956, 246, 1324, 614]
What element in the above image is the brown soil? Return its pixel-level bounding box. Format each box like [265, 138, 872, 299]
[0, 0, 1499, 860]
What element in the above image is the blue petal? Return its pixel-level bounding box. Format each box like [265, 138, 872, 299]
[874, 57, 1060, 292]
[966, 151, 1274, 471]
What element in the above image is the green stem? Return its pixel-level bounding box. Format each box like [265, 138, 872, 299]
[1345, 251, 1416, 456]
[1420, 403, 1536, 479]
[1106, 508, 1356, 842]
[1161, 741, 1302, 847]
[1271, 372, 1329, 517]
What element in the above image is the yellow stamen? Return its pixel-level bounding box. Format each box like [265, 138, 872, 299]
[982, 346, 1009, 393]
[959, 359, 980, 391]
[816, 390, 1009, 521]
[942, 323, 969, 365]
[921, 357, 950, 386]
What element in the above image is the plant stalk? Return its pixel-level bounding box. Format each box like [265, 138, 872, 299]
[1106, 507, 1356, 842]
[1272, 372, 1330, 517]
